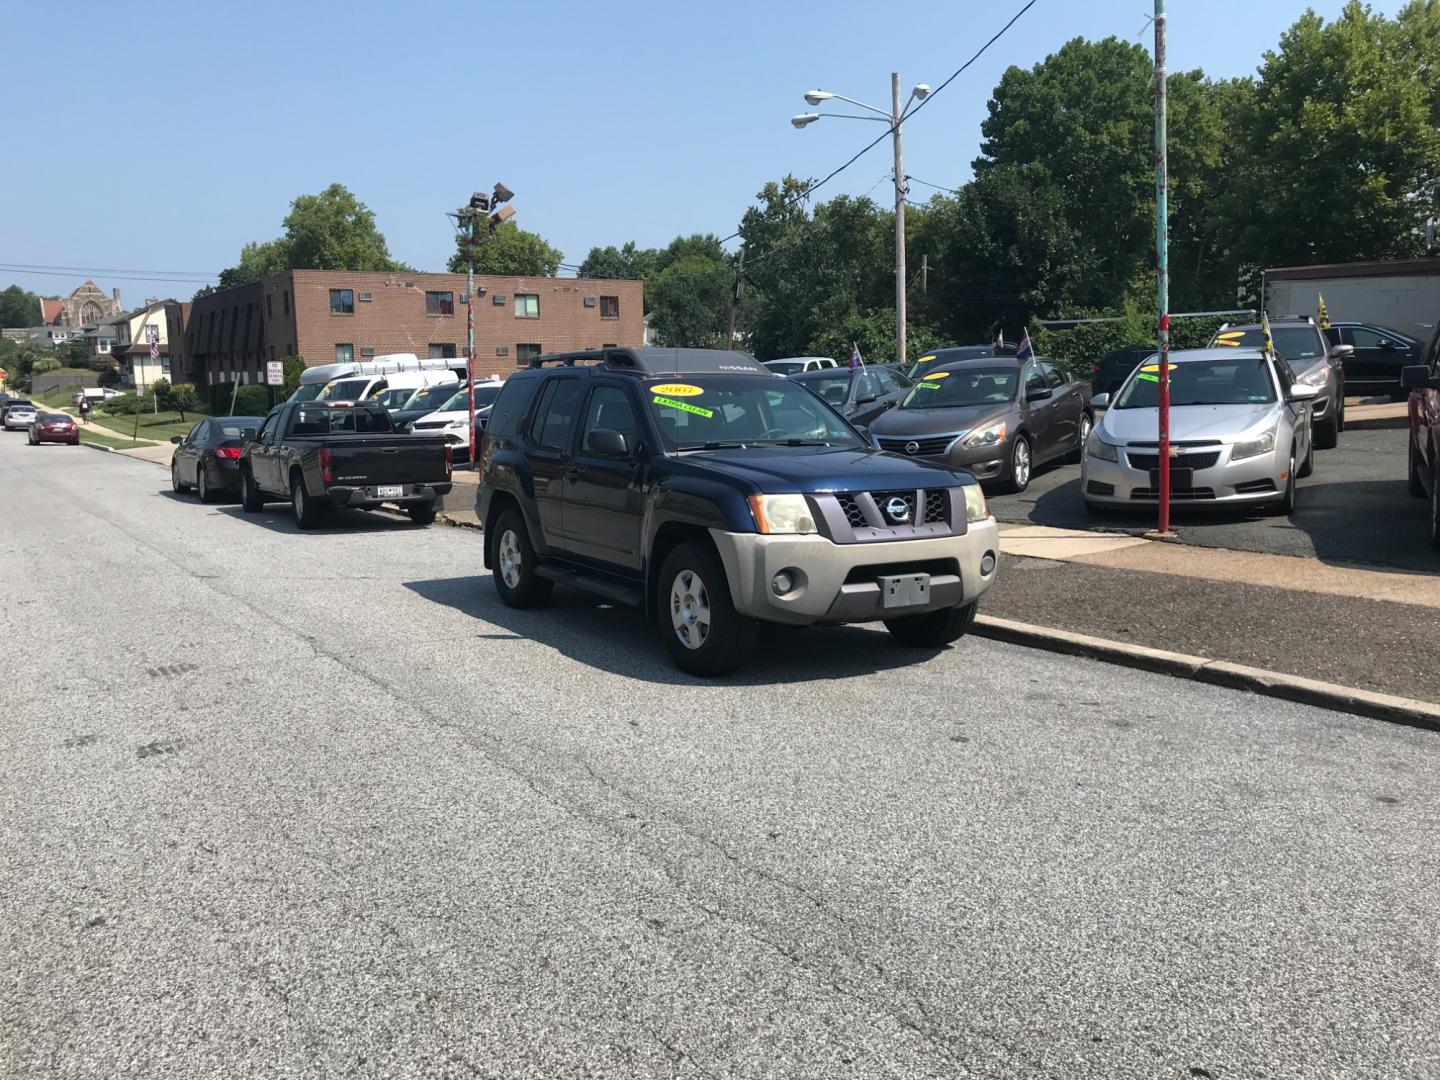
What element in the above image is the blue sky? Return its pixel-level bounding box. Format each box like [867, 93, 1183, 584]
[1, 0, 1406, 306]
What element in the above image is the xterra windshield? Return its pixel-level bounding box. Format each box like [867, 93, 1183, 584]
[644, 378, 863, 450]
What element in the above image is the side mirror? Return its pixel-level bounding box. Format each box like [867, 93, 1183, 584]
[585, 428, 629, 457]
[1287, 384, 1322, 402]
[1401, 365, 1440, 391]
[1026, 387, 1053, 402]
[170, 435, 182, 444]
[242, 428, 258, 441]
[855, 393, 878, 405]
[1328, 344, 1355, 361]
[1091, 392, 1111, 409]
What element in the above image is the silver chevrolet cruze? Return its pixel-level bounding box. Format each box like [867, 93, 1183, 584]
[1082, 347, 1320, 514]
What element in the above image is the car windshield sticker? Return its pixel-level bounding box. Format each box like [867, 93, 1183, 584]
[1136, 363, 1178, 382]
[917, 355, 936, 364]
[654, 395, 714, 419]
[651, 383, 704, 397]
[1214, 331, 1244, 347]
[915, 381, 942, 391]
[922, 371, 951, 380]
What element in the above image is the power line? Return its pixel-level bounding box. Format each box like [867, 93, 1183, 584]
[902, 0, 1040, 125]
[906, 175, 964, 196]
[0, 261, 218, 280]
[0, 265, 216, 285]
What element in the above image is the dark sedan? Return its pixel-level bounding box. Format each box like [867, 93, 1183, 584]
[170, 416, 262, 502]
[1324, 322, 1424, 400]
[27, 413, 79, 446]
[790, 365, 913, 431]
[868, 356, 1092, 494]
[1091, 345, 1156, 396]
[904, 344, 1017, 381]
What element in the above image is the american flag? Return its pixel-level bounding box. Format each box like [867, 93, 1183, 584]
[849, 343, 862, 369]
[1015, 328, 1034, 362]
[994, 330, 1005, 350]
[148, 324, 159, 359]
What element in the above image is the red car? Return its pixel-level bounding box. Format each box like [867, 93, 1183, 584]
[28, 413, 80, 446]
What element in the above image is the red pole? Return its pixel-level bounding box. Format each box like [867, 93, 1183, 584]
[1154, 0, 1171, 535]
[466, 221, 476, 472]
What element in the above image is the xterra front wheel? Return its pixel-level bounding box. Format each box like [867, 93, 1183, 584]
[656, 541, 756, 677]
[884, 601, 977, 647]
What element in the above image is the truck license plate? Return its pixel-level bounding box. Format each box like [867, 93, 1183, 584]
[880, 573, 930, 609]
[377, 485, 404, 499]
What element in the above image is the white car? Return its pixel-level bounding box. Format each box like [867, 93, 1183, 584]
[408, 381, 505, 455]
[764, 357, 839, 375]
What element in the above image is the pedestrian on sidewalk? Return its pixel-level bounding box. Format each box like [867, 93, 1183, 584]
[78, 397, 91, 424]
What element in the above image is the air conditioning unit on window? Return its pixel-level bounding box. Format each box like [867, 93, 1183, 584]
[495, 346, 509, 356]
[358, 292, 373, 302]
[361, 347, 376, 357]
[583, 296, 597, 308]
[492, 294, 506, 305]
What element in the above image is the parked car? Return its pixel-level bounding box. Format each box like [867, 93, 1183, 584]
[388, 381, 477, 433]
[904, 344, 1018, 381]
[1401, 330, 1440, 550]
[27, 413, 79, 446]
[868, 356, 1092, 494]
[239, 401, 452, 528]
[1210, 316, 1348, 448]
[72, 387, 124, 405]
[1323, 322, 1423, 401]
[1091, 345, 1157, 397]
[169, 416, 263, 502]
[1083, 348, 1318, 515]
[407, 381, 505, 461]
[763, 357, 838, 375]
[476, 347, 999, 675]
[788, 364, 914, 431]
[2, 400, 37, 431]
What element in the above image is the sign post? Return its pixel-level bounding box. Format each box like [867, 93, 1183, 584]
[266, 359, 284, 412]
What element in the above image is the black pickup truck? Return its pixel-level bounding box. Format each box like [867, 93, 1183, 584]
[239, 401, 452, 529]
[477, 347, 999, 675]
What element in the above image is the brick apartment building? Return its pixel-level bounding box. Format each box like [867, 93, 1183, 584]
[183, 269, 644, 390]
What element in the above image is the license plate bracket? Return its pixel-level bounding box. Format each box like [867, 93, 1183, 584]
[880, 573, 930, 609]
[1148, 467, 1193, 491]
[377, 485, 404, 499]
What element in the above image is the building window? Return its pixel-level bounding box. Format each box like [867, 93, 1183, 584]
[427, 343, 458, 359]
[514, 294, 539, 319]
[425, 291, 454, 316]
[516, 343, 542, 365]
[283, 291, 290, 317]
[600, 295, 620, 319]
[162, 356, 171, 376]
[336, 344, 354, 362]
[330, 289, 354, 315]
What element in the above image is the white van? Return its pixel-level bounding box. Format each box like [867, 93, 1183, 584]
[287, 354, 466, 403]
[319, 368, 459, 405]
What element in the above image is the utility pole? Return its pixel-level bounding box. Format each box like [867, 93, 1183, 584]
[727, 250, 744, 350]
[921, 253, 928, 295]
[1153, 0, 1174, 537]
[892, 72, 907, 371]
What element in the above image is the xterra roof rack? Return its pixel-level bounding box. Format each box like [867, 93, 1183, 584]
[528, 347, 770, 376]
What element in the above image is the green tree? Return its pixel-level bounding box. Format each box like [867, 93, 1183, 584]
[647, 256, 733, 347]
[578, 241, 658, 282]
[448, 220, 563, 276]
[281, 355, 306, 396]
[213, 183, 411, 292]
[60, 338, 94, 368]
[32, 356, 61, 375]
[170, 383, 199, 420]
[151, 377, 173, 409]
[0, 285, 41, 328]
[808, 311, 942, 366]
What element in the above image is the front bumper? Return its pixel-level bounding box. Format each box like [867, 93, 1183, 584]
[879, 437, 1009, 482]
[327, 482, 452, 508]
[1082, 447, 1288, 506]
[708, 519, 1000, 626]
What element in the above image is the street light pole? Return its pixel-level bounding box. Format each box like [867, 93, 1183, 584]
[891, 72, 907, 372]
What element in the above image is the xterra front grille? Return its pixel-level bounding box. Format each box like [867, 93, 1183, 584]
[923, 490, 949, 525]
[836, 495, 868, 528]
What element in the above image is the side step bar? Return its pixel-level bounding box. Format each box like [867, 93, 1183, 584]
[535, 563, 644, 608]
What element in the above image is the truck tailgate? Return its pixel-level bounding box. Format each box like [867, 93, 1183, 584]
[324, 436, 450, 487]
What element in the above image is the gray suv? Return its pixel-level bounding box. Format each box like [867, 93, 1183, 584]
[1210, 317, 1349, 448]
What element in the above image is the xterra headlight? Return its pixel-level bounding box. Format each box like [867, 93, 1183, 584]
[747, 494, 818, 535]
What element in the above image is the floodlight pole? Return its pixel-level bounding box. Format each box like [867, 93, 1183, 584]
[1154, 0, 1173, 536]
[466, 212, 477, 471]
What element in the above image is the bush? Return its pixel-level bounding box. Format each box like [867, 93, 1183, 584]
[90, 357, 114, 374]
[1032, 309, 1234, 378]
[282, 355, 305, 395]
[170, 384, 199, 420]
[98, 393, 146, 415]
[32, 357, 62, 374]
[151, 377, 173, 409]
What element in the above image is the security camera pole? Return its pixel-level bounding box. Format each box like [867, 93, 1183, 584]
[452, 184, 515, 471]
[792, 75, 930, 370]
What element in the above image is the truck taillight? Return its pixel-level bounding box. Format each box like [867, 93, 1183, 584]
[319, 447, 333, 484]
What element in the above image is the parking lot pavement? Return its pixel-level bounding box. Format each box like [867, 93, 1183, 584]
[987, 426, 1434, 571]
[3, 436, 1439, 1078]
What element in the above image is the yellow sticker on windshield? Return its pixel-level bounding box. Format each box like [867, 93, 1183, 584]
[653, 395, 714, 418]
[651, 383, 704, 397]
[922, 371, 951, 380]
[1138, 363, 1177, 373]
[917, 355, 936, 364]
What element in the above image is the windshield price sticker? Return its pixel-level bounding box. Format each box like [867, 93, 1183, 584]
[1137, 362, 1178, 383]
[654, 395, 714, 418]
[651, 383, 704, 397]
[922, 371, 951, 380]
[916, 381, 942, 391]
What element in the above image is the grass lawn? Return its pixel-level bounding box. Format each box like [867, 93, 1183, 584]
[78, 428, 157, 451]
[89, 409, 208, 444]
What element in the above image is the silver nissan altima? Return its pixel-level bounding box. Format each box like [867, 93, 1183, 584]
[1081, 347, 1320, 514]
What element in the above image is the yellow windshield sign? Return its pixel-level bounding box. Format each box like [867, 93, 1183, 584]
[651, 383, 704, 397]
[653, 395, 713, 419]
[922, 371, 951, 380]
[917, 355, 936, 363]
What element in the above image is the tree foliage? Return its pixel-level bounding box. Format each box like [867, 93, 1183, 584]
[0, 285, 42, 328]
[647, 256, 733, 348]
[448, 220, 564, 276]
[170, 383, 199, 420]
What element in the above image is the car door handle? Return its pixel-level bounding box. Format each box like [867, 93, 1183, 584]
[381, 447, 399, 454]
[564, 466, 582, 481]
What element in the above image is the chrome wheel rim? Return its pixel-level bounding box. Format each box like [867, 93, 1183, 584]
[498, 529, 523, 589]
[1014, 441, 1031, 486]
[1078, 415, 1092, 447]
[669, 568, 711, 651]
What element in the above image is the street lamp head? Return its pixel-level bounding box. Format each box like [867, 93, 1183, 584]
[791, 113, 821, 129]
[803, 90, 833, 106]
[912, 83, 931, 100]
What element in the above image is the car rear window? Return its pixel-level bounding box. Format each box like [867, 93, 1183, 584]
[487, 376, 542, 440]
[530, 378, 586, 451]
[291, 407, 393, 435]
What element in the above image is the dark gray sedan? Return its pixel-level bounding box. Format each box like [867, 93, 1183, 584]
[867, 356, 1093, 493]
[789, 365, 913, 432]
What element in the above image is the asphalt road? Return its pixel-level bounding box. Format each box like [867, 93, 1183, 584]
[3, 437, 1438, 1079]
[987, 425, 1435, 571]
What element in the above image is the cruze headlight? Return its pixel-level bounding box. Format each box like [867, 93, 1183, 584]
[963, 421, 1006, 447]
[748, 494, 818, 535]
[1298, 367, 1329, 388]
[1231, 430, 1277, 460]
[963, 485, 989, 523]
[1085, 430, 1119, 462]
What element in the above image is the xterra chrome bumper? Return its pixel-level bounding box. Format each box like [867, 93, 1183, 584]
[708, 519, 1000, 626]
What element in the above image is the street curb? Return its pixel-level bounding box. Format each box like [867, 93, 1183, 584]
[972, 614, 1440, 732]
[438, 512, 483, 531]
[1345, 414, 1407, 431]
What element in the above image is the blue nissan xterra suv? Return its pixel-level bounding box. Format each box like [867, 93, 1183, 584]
[476, 348, 1000, 675]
